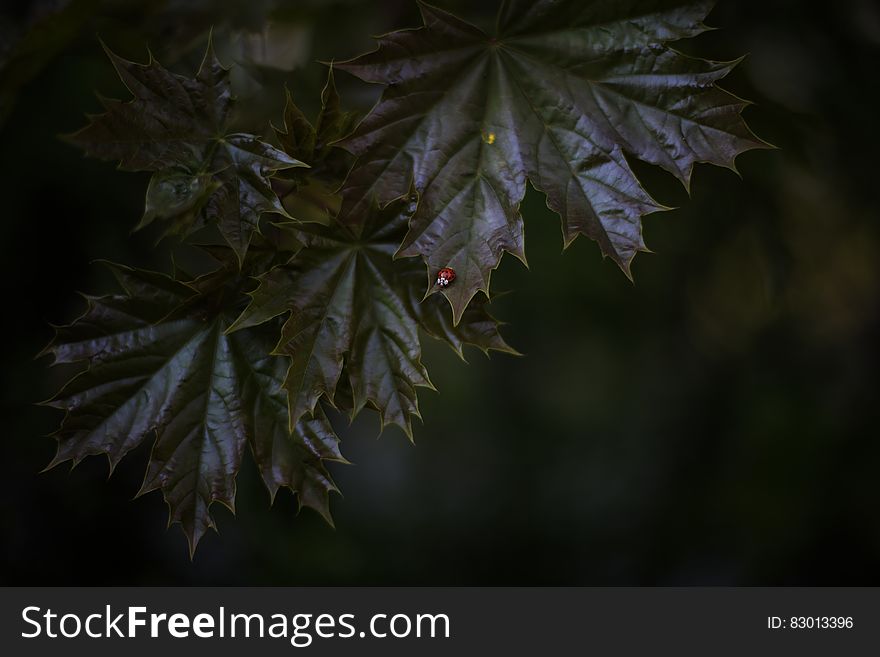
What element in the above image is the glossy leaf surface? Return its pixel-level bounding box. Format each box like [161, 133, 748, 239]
[337, 0, 767, 321]
[70, 42, 304, 262]
[42, 262, 342, 554]
[230, 199, 515, 437]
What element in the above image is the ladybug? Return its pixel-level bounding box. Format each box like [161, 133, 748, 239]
[435, 267, 456, 288]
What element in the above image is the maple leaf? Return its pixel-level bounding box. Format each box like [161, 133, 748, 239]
[275, 68, 359, 179]
[273, 68, 360, 225]
[68, 39, 304, 262]
[336, 0, 769, 322]
[229, 197, 515, 438]
[41, 261, 343, 555]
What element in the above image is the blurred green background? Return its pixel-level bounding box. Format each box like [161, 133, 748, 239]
[2, 0, 879, 585]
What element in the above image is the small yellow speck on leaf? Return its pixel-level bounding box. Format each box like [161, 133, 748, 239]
[483, 132, 496, 145]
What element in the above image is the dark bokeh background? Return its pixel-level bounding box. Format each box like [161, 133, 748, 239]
[2, 0, 879, 585]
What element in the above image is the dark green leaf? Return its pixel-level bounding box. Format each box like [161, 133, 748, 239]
[273, 68, 360, 224]
[42, 263, 343, 555]
[229, 198, 515, 438]
[315, 68, 359, 156]
[275, 68, 357, 175]
[336, 0, 769, 322]
[276, 87, 317, 164]
[68, 40, 304, 262]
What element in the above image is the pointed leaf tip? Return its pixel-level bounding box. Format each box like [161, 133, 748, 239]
[338, 0, 768, 315]
[72, 35, 293, 262]
[44, 263, 344, 557]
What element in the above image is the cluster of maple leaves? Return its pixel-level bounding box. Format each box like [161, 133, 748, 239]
[43, 0, 765, 554]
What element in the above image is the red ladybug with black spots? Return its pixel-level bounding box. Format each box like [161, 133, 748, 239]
[435, 267, 456, 288]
